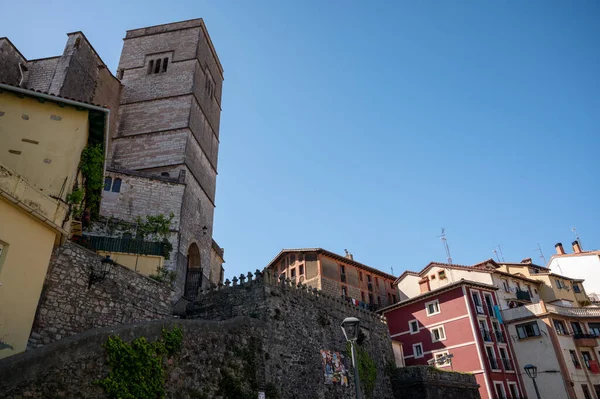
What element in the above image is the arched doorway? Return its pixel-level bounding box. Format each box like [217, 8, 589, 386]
[184, 243, 202, 300]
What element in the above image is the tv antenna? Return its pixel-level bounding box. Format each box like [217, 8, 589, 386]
[438, 228, 453, 264]
[536, 243, 547, 265]
[492, 245, 505, 262]
[572, 227, 583, 249]
[391, 266, 394, 275]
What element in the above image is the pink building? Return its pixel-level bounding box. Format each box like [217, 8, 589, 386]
[380, 279, 525, 399]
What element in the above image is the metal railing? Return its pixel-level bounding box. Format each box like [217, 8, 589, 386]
[78, 235, 168, 257]
[516, 289, 531, 302]
[501, 357, 513, 371]
[574, 333, 598, 339]
[481, 329, 493, 342]
[488, 356, 499, 370]
[495, 330, 506, 343]
[546, 304, 600, 318]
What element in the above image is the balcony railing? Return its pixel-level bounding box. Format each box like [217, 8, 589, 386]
[78, 235, 168, 257]
[495, 330, 506, 343]
[573, 333, 598, 348]
[488, 356, 499, 370]
[481, 329, 493, 342]
[501, 357, 514, 371]
[516, 290, 532, 302]
[546, 304, 600, 318]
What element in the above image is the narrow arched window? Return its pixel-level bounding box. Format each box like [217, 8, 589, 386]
[104, 176, 112, 191]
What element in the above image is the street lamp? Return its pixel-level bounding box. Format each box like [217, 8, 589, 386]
[524, 364, 541, 399]
[89, 255, 115, 288]
[341, 317, 362, 399]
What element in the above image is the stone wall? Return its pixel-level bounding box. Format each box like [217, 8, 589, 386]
[388, 366, 481, 399]
[28, 242, 173, 349]
[2, 272, 394, 398]
[185, 272, 395, 398]
[0, 38, 26, 86]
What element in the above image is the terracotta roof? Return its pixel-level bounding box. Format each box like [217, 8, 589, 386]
[0, 81, 108, 109]
[378, 279, 498, 314]
[264, 248, 397, 281]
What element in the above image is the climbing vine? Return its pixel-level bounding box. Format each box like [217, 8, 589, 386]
[346, 342, 377, 399]
[95, 326, 183, 399]
[149, 265, 177, 285]
[79, 144, 105, 222]
[66, 186, 85, 218]
[135, 213, 175, 260]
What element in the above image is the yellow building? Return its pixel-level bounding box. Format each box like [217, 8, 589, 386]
[496, 260, 591, 307]
[0, 83, 109, 358]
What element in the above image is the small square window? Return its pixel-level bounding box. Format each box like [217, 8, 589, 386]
[431, 326, 446, 342]
[413, 343, 424, 358]
[425, 300, 440, 316]
[409, 320, 419, 334]
[433, 351, 451, 367]
[438, 270, 446, 279]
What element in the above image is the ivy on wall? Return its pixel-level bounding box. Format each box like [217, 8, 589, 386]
[135, 213, 175, 260]
[347, 342, 378, 399]
[79, 144, 105, 222]
[95, 326, 183, 399]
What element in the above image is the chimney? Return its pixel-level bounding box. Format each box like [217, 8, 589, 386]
[344, 249, 354, 261]
[419, 276, 430, 293]
[521, 258, 532, 264]
[555, 243, 565, 255]
[572, 240, 582, 254]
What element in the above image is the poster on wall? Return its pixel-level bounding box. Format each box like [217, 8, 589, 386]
[320, 349, 349, 386]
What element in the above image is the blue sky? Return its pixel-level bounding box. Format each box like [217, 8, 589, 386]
[3, 1, 599, 279]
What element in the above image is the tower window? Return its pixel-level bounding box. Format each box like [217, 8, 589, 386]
[148, 57, 169, 75]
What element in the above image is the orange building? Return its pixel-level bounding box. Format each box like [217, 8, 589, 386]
[264, 248, 398, 310]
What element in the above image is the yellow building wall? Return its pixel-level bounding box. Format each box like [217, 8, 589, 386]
[97, 251, 164, 277]
[0, 92, 90, 200]
[0, 198, 56, 359]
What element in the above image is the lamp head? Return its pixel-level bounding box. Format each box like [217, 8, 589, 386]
[340, 317, 360, 342]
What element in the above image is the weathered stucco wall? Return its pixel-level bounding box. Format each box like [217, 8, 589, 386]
[28, 242, 173, 350]
[0, 199, 56, 359]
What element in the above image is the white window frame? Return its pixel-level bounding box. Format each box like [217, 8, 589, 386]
[430, 325, 446, 343]
[409, 319, 419, 334]
[507, 382, 520, 398]
[486, 345, 501, 371]
[493, 381, 506, 398]
[425, 299, 441, 316]
[432, 350, 451, 368]
[413, 343, 424, 358]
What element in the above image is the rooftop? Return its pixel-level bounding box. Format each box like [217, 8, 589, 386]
[265, 248, 397, 281]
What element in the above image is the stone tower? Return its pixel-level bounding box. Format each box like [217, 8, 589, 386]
[104, 19, 224, 299]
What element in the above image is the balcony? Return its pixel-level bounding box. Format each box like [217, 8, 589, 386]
[573, 333, 598, 348]
[501, 357, 514, 371]
[515, 289, 532, 302]
[488, 356, 499, 370]
[494, 330, 506, 343]
[78, 235, 169, 257]
[481, 329, 493, 342]
[546, 304, 600, 318]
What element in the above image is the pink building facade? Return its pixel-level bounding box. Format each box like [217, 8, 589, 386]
[381, 280, 525, 399]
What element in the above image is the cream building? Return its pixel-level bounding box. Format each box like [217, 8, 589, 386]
[0, 83, 109, 358]
[503, 302, 600, 399]
[548, 242, 600, 303]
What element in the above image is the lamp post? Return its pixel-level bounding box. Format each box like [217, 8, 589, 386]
[341, 317, 362, 399]
[89, 255, 115, 288]
[524, 364, 541, 399]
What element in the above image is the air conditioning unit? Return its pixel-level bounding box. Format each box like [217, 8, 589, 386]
[476, 305, 485, 314]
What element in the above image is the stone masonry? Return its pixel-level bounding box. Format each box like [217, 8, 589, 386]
[1, 18, 225, 300]
[388, 366, 481, 399]
[28, 242, 172, 349]
[184, 271, 396, 398]
[2, 270, 394, 398]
